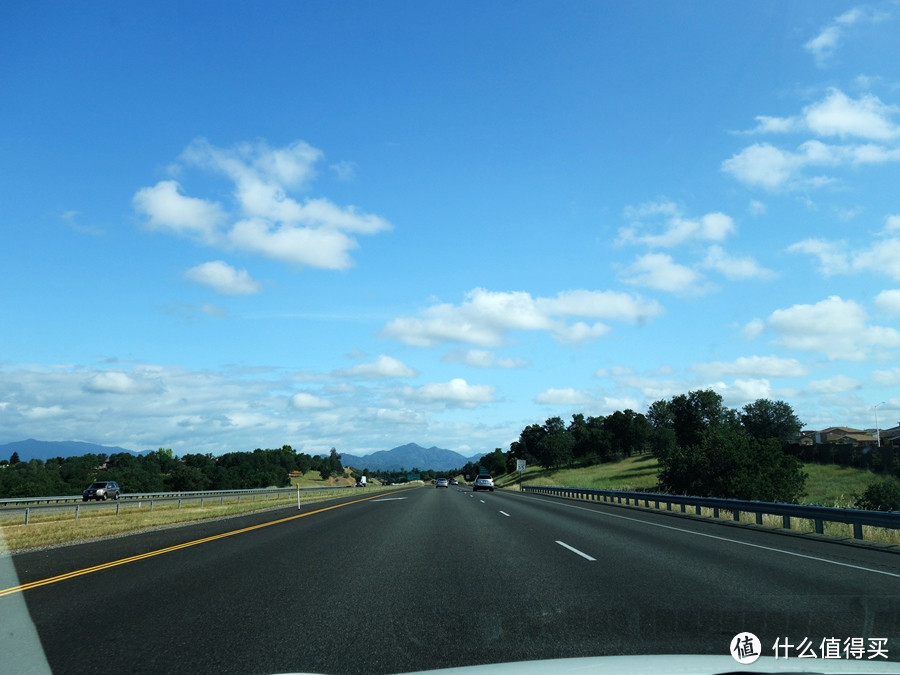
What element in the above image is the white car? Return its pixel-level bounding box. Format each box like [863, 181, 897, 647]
[473, 475, 494, 492]
[435, 478, 449, 488]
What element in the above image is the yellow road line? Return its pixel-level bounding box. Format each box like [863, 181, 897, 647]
[0, 487, 416, 598]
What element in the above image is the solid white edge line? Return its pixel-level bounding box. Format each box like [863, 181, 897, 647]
[556, 540, 596, 561]
[529, 495, 900, 579]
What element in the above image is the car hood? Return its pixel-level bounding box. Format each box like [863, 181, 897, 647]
[282, 654, 899, 675]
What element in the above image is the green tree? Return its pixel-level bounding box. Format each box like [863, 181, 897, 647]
[480, 448, 507, 476]
[568, 414, 610, 463]
[741, 399, 803, 443]
[318, 447, 343, 481]
[668, 389, 736, 448]
[513, 423, 546, 465]
[165, 462, 210, 491]
[603, 409, 652, 458]
[657, 424, 806, 502]
[535, 417, 574, 470]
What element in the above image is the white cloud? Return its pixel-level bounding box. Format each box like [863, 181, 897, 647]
[535, 388, 594, 406]
[336, 355, 417, 379]
[873, 367, 900, 386]
[721, 143, 801, 190]
[885, 214, 900, 232]
[804, 90, 900, 141]
[805, 7, 892, 65]
[330, 160, 357, 181]
[741, 318, 765, 340]
[809, 375, 862, 394]
[875, 289, 900, 315]
[290, 392, 333, 409]
[701, 245, 775, 281]
[767, 295, 900, 360]
[724, 90, 900, 190]
[184, 261, 262, 296]
[620, 253, 705, 294]
[83, 371, 160, 395]
[787, 238, 850, 275]
[749, 200, 767, 216]
[134, 139, 391, 272]
[789, 232, 900, 281]
[384, 287, 662, 347]
[618, 202, 735, 248]
[442, 350, 529, 369]
[133, 180, 225, 242]
[402, 378, 494, 408]
[692, 356, 808, 379]
[715, 378, 775, 407]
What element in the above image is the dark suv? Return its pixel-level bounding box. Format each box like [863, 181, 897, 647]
[82, 481, 121, 501]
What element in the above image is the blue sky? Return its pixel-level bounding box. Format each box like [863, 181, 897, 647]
[2, 1, 900, 457]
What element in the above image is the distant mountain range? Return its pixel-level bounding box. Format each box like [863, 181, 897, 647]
[1, 439, 484, 472]
[0, 439, 148, 462]
[341, 443, 485, 472]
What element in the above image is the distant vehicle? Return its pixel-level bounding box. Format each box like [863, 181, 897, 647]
[473, 475, 494, 492]
[82, 481, 120, 501]
[450, 479, 458, 485]
[435, 477, 449, 488]
[356, 476, 367, 487]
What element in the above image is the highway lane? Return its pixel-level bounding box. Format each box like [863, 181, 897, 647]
[2, 485, 899, 674]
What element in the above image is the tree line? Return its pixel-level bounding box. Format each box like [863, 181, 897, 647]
[510, 390, 808, 503]
[0, 445, 344, 498]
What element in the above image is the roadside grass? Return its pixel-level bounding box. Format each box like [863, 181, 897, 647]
[499, 456, 899, 546]
[0, 484, 399, 554]
[497, 455, 659, 492]
[797, 463, 875, 508]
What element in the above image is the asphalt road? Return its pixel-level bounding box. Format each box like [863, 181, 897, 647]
[2, 485, 899, 674]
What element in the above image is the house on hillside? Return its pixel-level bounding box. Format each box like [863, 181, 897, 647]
[876, 424, 900, 447]
[813, 427, 878, 446]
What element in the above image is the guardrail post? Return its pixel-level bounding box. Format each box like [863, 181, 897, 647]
[116, 502, 120, 516]
[695, 505, 701, 515]
[75, 504, 79, 520]
[178, 499, 182, 509]
[713, 507, 720, 519]
[782, 515, 791, 529]
[24, 507, 29, 525]
[150, 500, 154, 512]
[853, 523, 863, 540]
[733, 510, 740, 522]
[814, 519, 824, 534]
[756, 512, 763, 525]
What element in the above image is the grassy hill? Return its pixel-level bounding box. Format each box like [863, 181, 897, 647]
[497, 455, 888, 508]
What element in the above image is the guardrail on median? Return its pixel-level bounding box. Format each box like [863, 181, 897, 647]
[0, 486, 328, 508]
[520, 485, 900, 541]
[1, 485, 374, 524]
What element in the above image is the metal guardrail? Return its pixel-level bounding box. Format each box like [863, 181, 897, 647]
[0, 486, 325, 507]
[520, 485, 900, 541]
[1, 485, 385, 525]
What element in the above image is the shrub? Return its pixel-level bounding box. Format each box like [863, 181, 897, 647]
[854, 478, 900, 512]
